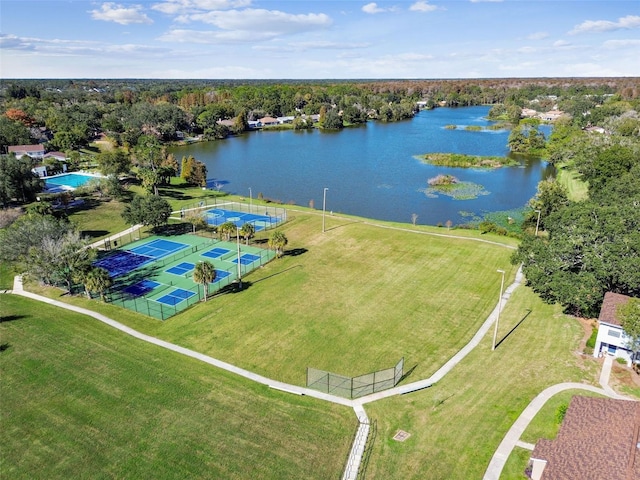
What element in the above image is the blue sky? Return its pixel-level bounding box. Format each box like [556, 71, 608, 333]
[1, 0, 639, 78]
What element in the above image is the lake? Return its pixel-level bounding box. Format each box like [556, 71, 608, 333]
[170, 106, 554, 226]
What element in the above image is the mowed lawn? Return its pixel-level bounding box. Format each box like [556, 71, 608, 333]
[0, 295, 354, 480]
[363, 286, 593, 480]
[37, 211, 520, 386]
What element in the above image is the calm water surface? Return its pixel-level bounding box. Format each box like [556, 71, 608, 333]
[171, 106, 554, 225]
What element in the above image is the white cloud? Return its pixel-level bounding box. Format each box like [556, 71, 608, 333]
[527, 31, 548, 41]
[362, 3, 385, 14]
[553, 40, 572, 48]
[569, 15, 640, 35]
[0, 33, 36, 51]
[410, 1, 438, 13]
[152, 0, 251, 15]
[603, 39, 640, 49]
[90, 3, 153, 25]
[175, 8, 332, 37]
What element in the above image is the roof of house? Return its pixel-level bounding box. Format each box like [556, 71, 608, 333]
[599, 292, 632, 327]
[531, 396, 640, 480]
[8, 144, 45, 153]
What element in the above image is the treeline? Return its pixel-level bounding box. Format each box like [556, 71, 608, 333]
[512, 95, 640, 317]
[1, 77, 638, 154]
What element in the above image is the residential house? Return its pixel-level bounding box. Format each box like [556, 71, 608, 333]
[529, 396, 640, 480]
[7, 144, 45, 159]
[258, 116, 279, 126]
[594, 292, 638, 366]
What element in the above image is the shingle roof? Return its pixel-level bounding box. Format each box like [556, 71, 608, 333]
[599, 292, 632, 326]
[531, 396, 640, 480]
[8, 144, 45, 152]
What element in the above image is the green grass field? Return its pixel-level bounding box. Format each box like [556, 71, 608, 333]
[5, 194, 632, 480]
[0, 294, 353, 480]
[29, 210, 520, 386]
[364, 287, 592, 479]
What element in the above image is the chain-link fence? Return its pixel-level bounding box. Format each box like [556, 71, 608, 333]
[307, 358, 404, 399]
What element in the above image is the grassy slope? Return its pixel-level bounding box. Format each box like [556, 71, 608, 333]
[364, 286, 592, 480]
[29, 210, 519, 386]
[0, 294, 353, 480]
[554, 162, 588, 202]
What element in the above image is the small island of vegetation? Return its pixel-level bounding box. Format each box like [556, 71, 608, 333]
[417, 152, 517, 168]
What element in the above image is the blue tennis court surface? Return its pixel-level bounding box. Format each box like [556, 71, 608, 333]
[95, 250, 153, 277]
[166, 262, 195, 276]
[202, 247, 230, 259]
[123, 279, 160, 297]
[204, 208, 281, 231]
[157, 288, 196, 306]
[129, 239, 188, 259]
[232, 253, 261, 266]
[214, 269, 231, 282]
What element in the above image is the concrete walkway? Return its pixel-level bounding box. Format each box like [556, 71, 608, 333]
[10, 275, 352, 408]
[483, 356, 634, 480]
[354, 265, 524, 405]
[88, 224, 143, 250]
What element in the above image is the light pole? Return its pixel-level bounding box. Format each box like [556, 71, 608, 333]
[322, 187, 329, 233]
[236, 227, 242, 289]
[492, 269, 506, 351]
[534, 209, 541, 237]
[249, 187, 252, 213]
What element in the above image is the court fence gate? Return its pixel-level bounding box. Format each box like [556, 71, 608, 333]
[306, 358, 404, 399]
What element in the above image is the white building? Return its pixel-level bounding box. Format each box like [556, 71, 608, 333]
[593, 292, 638, 366]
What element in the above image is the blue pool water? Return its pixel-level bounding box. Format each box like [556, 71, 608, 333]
[45, 173, 101, 190]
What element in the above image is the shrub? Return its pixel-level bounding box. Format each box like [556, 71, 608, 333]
[616, 357, 628, 365]
[555, 403, 568, 424]
[586, 328, 598, 349]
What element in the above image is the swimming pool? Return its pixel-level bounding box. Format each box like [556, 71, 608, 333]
[45, 173, 102, 191]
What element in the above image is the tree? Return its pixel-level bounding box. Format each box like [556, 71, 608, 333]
[619, 298, 640, 364]
[122, 195, 172, 230]
[80, 266, 113, 301]
[218, 221, 237, 241]
[239, 222, 255, 245]
[268, 230, 288, 258]
[0, 154, 45, 205]
[96, 150, 131, 176]
[0, 116, 32, 152]
[193, 261, 216, 301]
[0, 215, 96, 293]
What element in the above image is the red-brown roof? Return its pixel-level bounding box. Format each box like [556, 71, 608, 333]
[8, 144, 45, 153]
[599, 292, 632, 326]
[531, 396, 640, 480]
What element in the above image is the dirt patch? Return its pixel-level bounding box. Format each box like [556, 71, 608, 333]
[611, 364, 640, 389]
[576, 316, 596, 353]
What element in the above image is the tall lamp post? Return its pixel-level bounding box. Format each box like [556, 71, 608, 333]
[534, 209, 541, 237]
[492, 269, 506, 351]
[236, 227, 242, 289]
[322, 187, 329, 233]
[249, 187, 252, 213]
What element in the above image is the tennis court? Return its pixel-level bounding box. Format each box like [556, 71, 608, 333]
[99, 234, 277, 320]
[204, 208, 283, 231]
[95, 238, 190, 277]
[156, 288, 196, 306]
[232, 253, 261, 266]
[202, 247, 230, 259]
[166, 262, 195, 276]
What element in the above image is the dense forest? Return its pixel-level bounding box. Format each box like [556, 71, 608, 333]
[1, 77, 639, 318]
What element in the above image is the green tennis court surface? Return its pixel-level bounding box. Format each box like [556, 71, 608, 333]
[98, 233, 276, 320]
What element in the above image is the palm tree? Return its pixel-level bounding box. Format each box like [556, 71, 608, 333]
[193, 260, 216, 301]
[83, 267, 113, 301]
[239, 222, 255, 245]
[218, 221, 236, 241]
[268, 230, 288, 258]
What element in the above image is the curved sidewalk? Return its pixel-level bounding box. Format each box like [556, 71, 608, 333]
[483, 356, 634, 480]
[10, 275, 352, 408]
